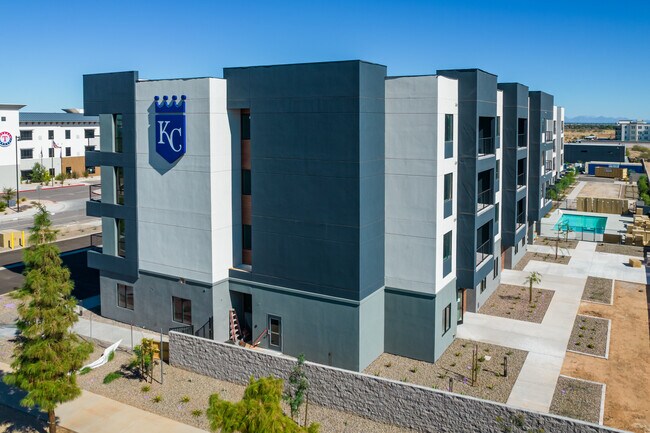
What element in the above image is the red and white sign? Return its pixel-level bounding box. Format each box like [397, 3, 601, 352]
[0, 131, 12, 147]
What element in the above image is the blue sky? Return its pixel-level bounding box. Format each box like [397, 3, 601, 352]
[4, 0, 649, 119]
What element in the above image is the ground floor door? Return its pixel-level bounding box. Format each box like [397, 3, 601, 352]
[230, 291, 253, 344]
[456, 289, 466, 325]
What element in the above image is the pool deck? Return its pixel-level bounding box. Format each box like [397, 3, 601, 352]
[540, 209, 631, 239]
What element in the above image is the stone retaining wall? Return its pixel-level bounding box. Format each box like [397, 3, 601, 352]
[169, 332, 622, 433]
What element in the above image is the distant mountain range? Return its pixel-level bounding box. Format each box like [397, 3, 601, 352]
[565, 115, 623, 124]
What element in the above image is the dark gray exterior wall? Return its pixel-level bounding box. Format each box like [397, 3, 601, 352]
[437, 69, 497, 310]
[565, 144, 626, 164]
[498, 83, 529, 256]
[224, 61, 386, 302]
[84, 72, 139, 280]
[528, 91, 554, 225]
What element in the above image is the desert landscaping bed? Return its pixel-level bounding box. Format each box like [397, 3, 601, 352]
[534, 237, 579, 249]
[513, 252, 570, 271]
[582, 277, 613, 304]
[364, 338, 527, 403]
[594, 243, 644, 257]
[479, 285, 554, 323]
[549, 376, 604, 424]
[567, 315, 609, 358]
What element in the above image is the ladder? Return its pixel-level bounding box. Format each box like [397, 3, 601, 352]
[229, 309, 242, 344]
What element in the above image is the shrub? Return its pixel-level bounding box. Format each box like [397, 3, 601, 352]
[180, 395, 190, 403]
[82, 170, 89, 178]
[55, 173, 66, 182]
[191, 409, 203, 417]
[141, 385, 151, 393]
[0, 202, 6, 212]
[72, 171, 79, 179]
[79, 367, 92, 375]
[107, 351, 115, 362]
[103, 371, 123, 384]
[153, 395, 162, 403]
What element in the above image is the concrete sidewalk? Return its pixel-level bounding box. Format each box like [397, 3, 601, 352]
[0, 362, 206, 433]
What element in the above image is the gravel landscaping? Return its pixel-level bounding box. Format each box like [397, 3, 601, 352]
[365, 339, 527, 403]
[567, 315, 609, 358]
[534, 237, 579, 249]
[479, 285, 554, 323]
[595, 243, 644, 257]
[550, 376, 604, 424]
[582, 277, 613, 304]
[514, 252, 571, 271]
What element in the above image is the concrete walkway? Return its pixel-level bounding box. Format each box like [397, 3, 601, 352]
[457, 240, 645, 413]
[566, 181, 586, 200]
[0, 362, 206, 433]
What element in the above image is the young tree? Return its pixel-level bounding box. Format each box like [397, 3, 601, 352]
[524, 271, 542, 304]
[2, 186, 16, 204]
[3, 204, 92, 433]
[283, 354, 309, 422]
[207, 376, 320, 433]
[30, 162, 50, 184]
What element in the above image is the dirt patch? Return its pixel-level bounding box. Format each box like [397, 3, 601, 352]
[568, 315, 609, 357]
[534, 237, 579, 249]
[479, 285, 554, 323]
[365, 339, 527, 404]
[560, 281, 650, 432]
[595, 243, 644, 257]
[550, 376, 603, 424]
[582, 277, 613, 304]
[513, 252, 571, 271]
[578, 181, 625, 199]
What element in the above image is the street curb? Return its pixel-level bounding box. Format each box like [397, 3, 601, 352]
[19, 183, 86, 192]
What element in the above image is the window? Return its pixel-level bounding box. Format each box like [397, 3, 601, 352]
[114, 114, 123, 152]
[443, 231, 452, 261]
[19, 130, 32, 141]
[496, 161, 500, 181]
[48, 148, 54, 158]
[241, 112, 251, 140]
[48, 168, 55, 177]
[496, 116, 501, 136]
[172, 296, 192, 325]
[456, 290, 464, 324]
[442, 304, 452, 333]
[85, 145, 96, 152]
[495, 203, 499, 225]
[444, 173, 453, 201]
[268, 315, 282, 350]
[84, 129, 95, 139]
[65, 147, 71, 157]
[445, 114, 453, 142]
[243, 224, 252, 250]
[115, 167, 124, 205]
[20, 149, 33, 159]
[86, 166, 96, 174]
[65, 130, 71, 139]
[48, 130, 54, 140]
[117, 284, 134, 310]
[0, 116, 5, 121]
[242, 169, 251, 195]
[479, 277, 487, 293]
[65, 166, 72, 174]
[494, 256, 499, 278]
[117, 218, 126, 257]
[515, 242, 519, 254]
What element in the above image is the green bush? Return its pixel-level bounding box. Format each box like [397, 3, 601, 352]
[72, 171, 79, 179]
[103, 371, 123, 384]
[79, 367, 92, 375]
[639, 175, 649, 195]
[0, 202, 6, 212]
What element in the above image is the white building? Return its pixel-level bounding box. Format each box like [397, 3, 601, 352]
[553, 105, 565, 178]
[615, 120, 650, 141]
[0, 105, 99, 190]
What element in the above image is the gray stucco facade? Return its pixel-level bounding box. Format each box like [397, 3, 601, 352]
[564, 143, 626, 164]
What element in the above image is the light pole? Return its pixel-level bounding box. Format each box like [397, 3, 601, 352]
[15, 135, 20, 213]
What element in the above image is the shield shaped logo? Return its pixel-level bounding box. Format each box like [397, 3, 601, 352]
[154, 95, 186, 163]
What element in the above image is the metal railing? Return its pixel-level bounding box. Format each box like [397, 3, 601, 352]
[517, 173, 526, 188]
[516, 212, 526, 228]
[478, 137, 494, 156]
[544, 160, 553, 173]
[170, 324, 194, 336]
[444, 140, 453, 159]
[476, 189, 493, 212]
[195, 317, 214, 340]
[476, 239, 492, 266]
[118, 237, 126, 258]
[544, 131, 553, 143]
[517, 133, 527, 147]
[89, 184, 101, 202]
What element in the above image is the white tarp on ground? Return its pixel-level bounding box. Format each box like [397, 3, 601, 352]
[81, 339, 122, 371]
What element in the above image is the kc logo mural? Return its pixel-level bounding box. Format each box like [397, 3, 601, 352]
[154, 95, 186, 163]
[0, 131, 12, 148]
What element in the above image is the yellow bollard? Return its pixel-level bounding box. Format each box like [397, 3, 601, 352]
[10, 232, 14, 250]
[21, 231, 25, 247]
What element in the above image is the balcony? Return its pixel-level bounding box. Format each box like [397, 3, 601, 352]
[516, 212, 526, 229]
[517, 133, 527, 147]
[476, 239, 492, 267]
[544, 131, 553, 143]
[478, 137, 494, 156]
[544, 160, 553, 173]
[444, 140, 453, 159]
[517, 173, 526, 188]
[476, 189, 493, 213]
[89, 184, 101, 202]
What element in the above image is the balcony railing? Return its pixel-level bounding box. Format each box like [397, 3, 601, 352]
[517, 173, 526, 188]
[516, 212, 526, 229]
[89, 184, 101, 202]
[544, 160, 553, 173]
[478, 137, 494, 156]
[476, 189, 493, 212]
[476, 239, 492, 267]
[544, 131, 553, 143]
[118, 237, 126, 258]
[444, 140, 453, 159]
[517, 133, 527, 147]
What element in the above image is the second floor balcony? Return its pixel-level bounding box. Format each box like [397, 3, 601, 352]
[476, 239, 492, 267]
[476, 189, 493, 213]
[544, 160, 553, 173]
[478, 137, 494, 156]
[517, 172, 526, 188]
[518, 133, 527, 147]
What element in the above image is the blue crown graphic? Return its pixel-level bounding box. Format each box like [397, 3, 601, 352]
[154, 95, 186, 113]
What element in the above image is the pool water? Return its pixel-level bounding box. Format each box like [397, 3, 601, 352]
[553, 214, 607, 234]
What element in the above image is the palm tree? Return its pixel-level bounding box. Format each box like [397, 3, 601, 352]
[524, 271, 542, 304]
[2, 186, 16, 205]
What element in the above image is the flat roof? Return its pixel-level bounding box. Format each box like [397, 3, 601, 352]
[20, 112, 98, 123]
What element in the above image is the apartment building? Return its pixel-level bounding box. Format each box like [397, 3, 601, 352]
[553, 106, 565, 179]
[83, 61, 562, 371]
[615, 120, 650, 141]
[0, 106, 99, 190]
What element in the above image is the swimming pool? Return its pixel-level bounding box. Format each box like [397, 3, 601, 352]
[553, 214, 607, 234]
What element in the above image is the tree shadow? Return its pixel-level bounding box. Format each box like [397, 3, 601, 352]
[0, 371, 51, 432]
